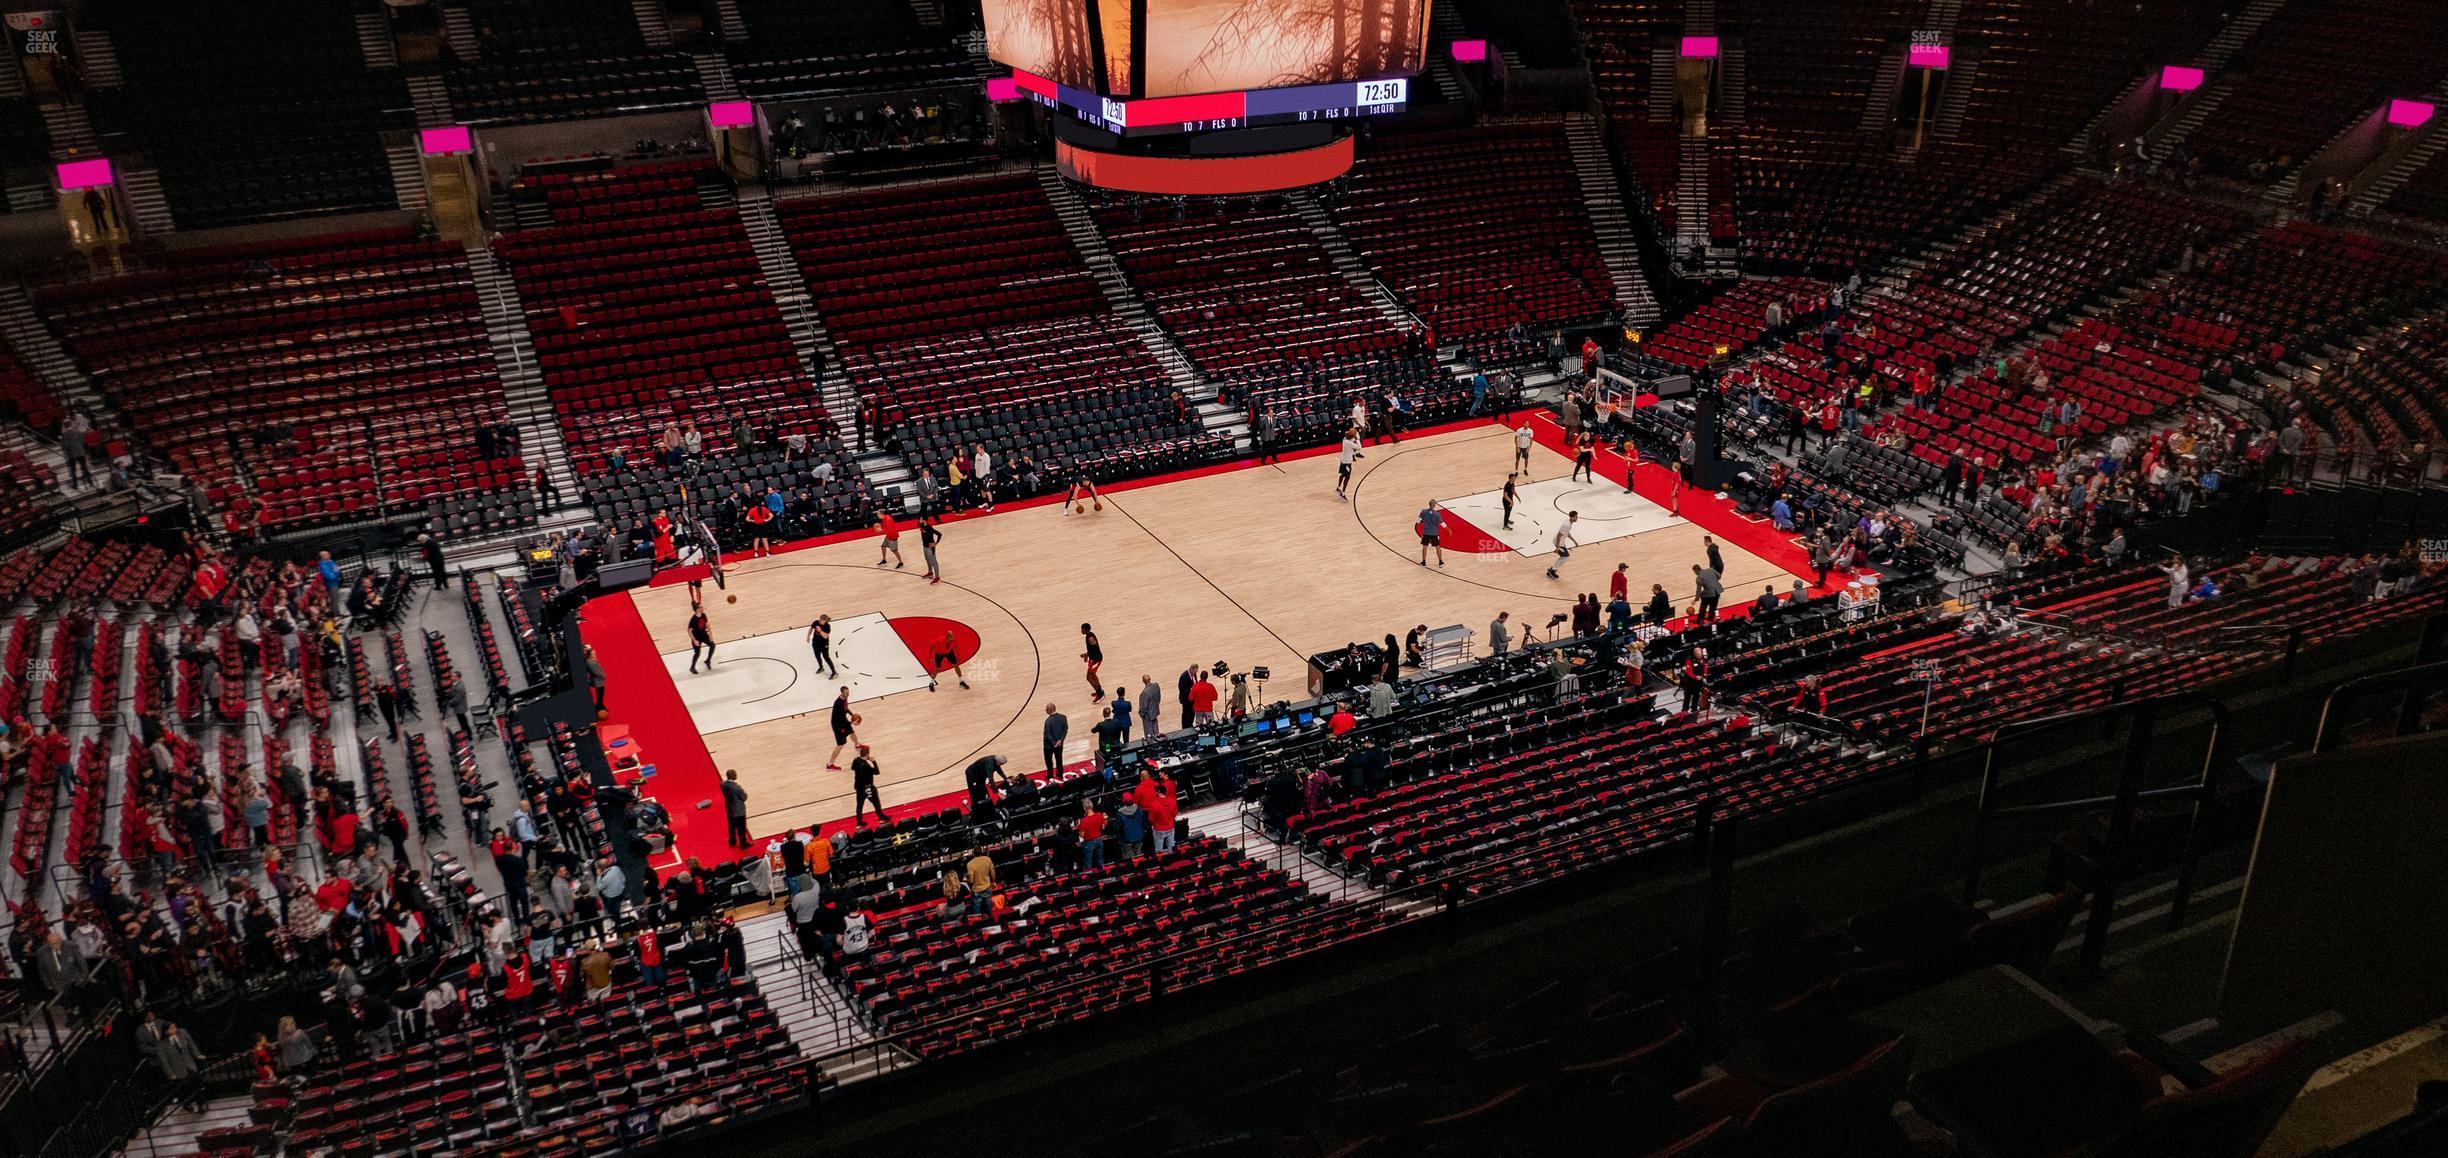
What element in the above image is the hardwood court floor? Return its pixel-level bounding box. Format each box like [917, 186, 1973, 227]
[624, 422, 1795, 833]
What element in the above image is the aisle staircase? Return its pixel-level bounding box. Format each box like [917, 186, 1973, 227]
[440, 6, 482, 61]
[407, 74, 456, 128]
[738, 911, 877, 1057]
[126, 1095, 254, 1156]
[116, 166, 174, 234]
[355, 11, 398, 69]
[2347, 80, 2448, 215]
[465, 249, 578, 508]
[2142, 0, 2291, 163]
[710, 0, 747, 41]
[735, 187, 855, 441]
[1563, 113, 1665, 320]
[1718, 40, 1746, 125]
[1035, 168, 1201, 396]
[693, 52, 740, 102]
[38, 103, 95, 153]
[1290, 190, 1414, 329]
[66, 30, 119, 89]
[0, 286, 120, 432]
[630, 0, 671, 46]
[1860, 46, 1906, 130]
[1929, 49, 1977, 139]
[2145, 73, 2241, 163]
[1673, 135, 1709, 251]
[1648, 43, 1677, 123]
[2196, 0, 2290, 72]
[386, 140, 427, 211]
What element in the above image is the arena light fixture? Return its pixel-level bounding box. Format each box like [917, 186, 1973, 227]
[708, 100, 755, 129]
[985, 76, 1020, 102]
[1908, 43, 1951, 69]
[2387, 98, 2434, 128]
[55, 158, 113, 189]
[418, 125, 473, 155]
[1679, 36, 1719, 59]
[1451, 39, 1487, 63]
[2159, 65, 2204, 92]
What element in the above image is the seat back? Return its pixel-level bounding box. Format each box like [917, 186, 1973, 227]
[2091, 1039, 2319, 1158]
[1737, 1035, 1915, 1156]
[1964, 890, 2084, 976]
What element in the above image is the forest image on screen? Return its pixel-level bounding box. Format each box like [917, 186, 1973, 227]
[1145, 0, 1427, 97]
[985, 1, 1428, 99]
[984, 0, 1100, 90]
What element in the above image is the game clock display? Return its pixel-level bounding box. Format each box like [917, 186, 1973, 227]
[1011, 70, 1408, 136]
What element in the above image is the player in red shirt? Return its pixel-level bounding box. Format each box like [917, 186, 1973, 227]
[875, 511, 903, 568]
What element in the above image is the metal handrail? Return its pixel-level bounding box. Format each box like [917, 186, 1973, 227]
[2311, 655, 2448, 754]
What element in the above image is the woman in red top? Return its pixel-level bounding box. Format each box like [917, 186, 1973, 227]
[651, 510, 675, 565]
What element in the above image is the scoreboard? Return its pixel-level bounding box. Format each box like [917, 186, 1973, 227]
[1011, 70, 1409, 138]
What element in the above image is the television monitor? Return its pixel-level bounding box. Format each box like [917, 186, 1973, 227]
[990, 0, 1426, 138]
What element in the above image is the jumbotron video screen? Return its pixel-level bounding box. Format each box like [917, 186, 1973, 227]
[984, 0, 1430, 100]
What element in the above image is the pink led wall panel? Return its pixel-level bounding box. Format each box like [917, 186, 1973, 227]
[2160, 65, 2204, 92]
[419, 125, 473, 155]
[985, 76, 1020, 101]
[708, 100, 755, 129]
[1908, 43, 1951, 69]
[2387, 99, 2434, 128]
[55, 158, 113, 189]
[1451, 39, 1487, 63]
[1679, 35, 1719, 59]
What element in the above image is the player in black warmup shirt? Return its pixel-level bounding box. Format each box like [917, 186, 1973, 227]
[687, 609, 716, 672]
[825, 687, 858, 769]
[1081, 623, 1105, 702]
[850, 745, 884, 825]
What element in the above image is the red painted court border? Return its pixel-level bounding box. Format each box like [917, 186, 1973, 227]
[1520, 411, 1871, 611]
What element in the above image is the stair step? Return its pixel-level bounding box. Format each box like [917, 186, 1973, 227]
[386, 143, 427, 211]
[1036, 167, 1203, 393]
[68, 30, 120, 89]
[356, 11, 398, 68]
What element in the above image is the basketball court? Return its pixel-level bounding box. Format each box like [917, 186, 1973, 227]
[581, 413, 1843, 863]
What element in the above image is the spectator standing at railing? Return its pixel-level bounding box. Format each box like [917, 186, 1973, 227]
[58, 407, 93, 488]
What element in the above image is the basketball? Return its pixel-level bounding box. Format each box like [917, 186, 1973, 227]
[726, 594, 737, 604]
[1074, 503, 1085, 514]
[851, 714, 862, 726]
